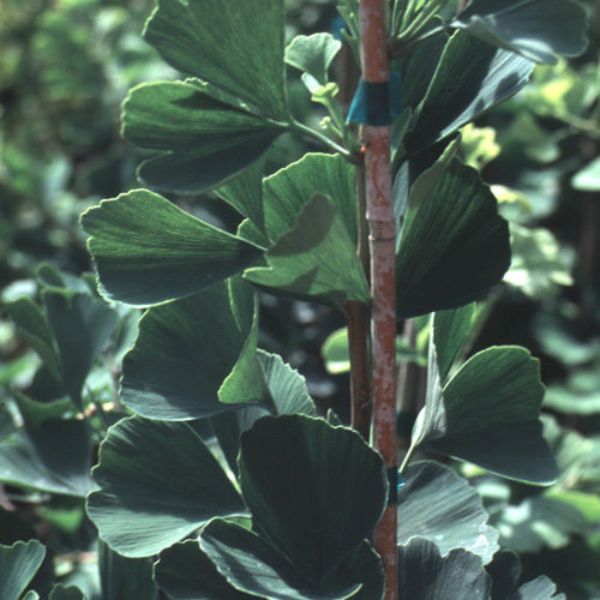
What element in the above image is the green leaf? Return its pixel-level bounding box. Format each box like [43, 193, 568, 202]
[285, 33, 342, 89]
[244, 194, 370, 306]
[511, 576, 565, 599]
[396, 539, 491, 599]
[121, 279, 265, 420]
[201, 520, 381, 600]
[144, 0, 288, 118]
[454, 0, 588, 65]
[262, 153, 357, 245]
[572, 157, 600, 191]
[0, 419, 94, 497]
[99, 541, 158, 600]
[82, 189, 262, 307]
[432, 304, 477, 384]
[397, 461, 499, 564]
[417, 346, 558, 484]
[395, 157, 510, 318]
[6, 297, 60, 380]
[48, 585, 85, 600]
[155, 539, 255, 599]
[0, 540, 45, 600]
[87, 416, 245, 557]
[487, 551, 522, 600]
[43, 289, 118, 405]
[405, 32, 534, 154]
[239, 415, 387, 582]
[122, 81, 284, 194]
[13, 391, 75, 428]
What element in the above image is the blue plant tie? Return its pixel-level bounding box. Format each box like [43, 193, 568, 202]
[387, 468, 406, 505]
[347, 72, 402, 126]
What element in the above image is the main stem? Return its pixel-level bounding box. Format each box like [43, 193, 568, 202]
[359, 1, 398, 598]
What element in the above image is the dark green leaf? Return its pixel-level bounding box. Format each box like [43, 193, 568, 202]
[82, 189, 262, 307]
[417, 346, 558, 484]
[122, 279, 265, 420]
[201, 520, 381, 599]
[396, 157, 510, 318]
[397, 461, 498, 563]
[144, 0, 288, 118]
[397, 539, 491, 599]
[87, 416, 245, 557]
[239, 415, 386, 581]
[0, 419, 94, 497]
[285, 33, 342, 88]
[155, 539, 254, 599]
[454, 0, 588, 65]
[122, 81, 284, 194]
[0, 540, 45, 600]
[13, 391, 74, 428]
[99, 541, 158, 600]
[405, 32, 534, 154]
[43, 289, 118, 405]
[245, 194, 369, 306]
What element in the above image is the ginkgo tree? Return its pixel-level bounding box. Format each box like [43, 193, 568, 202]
[1, 0, 590, 598]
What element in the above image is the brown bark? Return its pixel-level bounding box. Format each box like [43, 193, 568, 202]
[359, 1, 398, 598]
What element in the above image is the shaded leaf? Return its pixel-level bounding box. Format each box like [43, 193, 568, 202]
[395, 157, 510, 318]
[201, 520, 381, 600]
[262, 153, 357, 245]
[239, 415, 386, 581]
[218, 157, 267, 241]
[487, 550, 522, 600]
[82, 189, 262, 307]
[454, 0, 588, 65]
[144, 0, 288, 118]
[99, 541, 158, 600]
[397, 461, 499, 564]
[405, 31, 534, 154]
[87, 416, 245, 557]
[43, 289, 118, 405]
[0, 419, 94, 497]
[0, 540, 45, 600]
[396, 539, 491, 599]
[245, 194, 369, 306]
[155, 539, 253, 599]
[417, 346, 558, 484]
[122, 279, 265, 420]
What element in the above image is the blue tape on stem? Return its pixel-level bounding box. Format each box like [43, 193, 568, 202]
[347, 72, 402, 126]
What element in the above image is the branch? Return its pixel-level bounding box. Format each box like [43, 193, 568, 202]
[358, 1, 398, 598]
